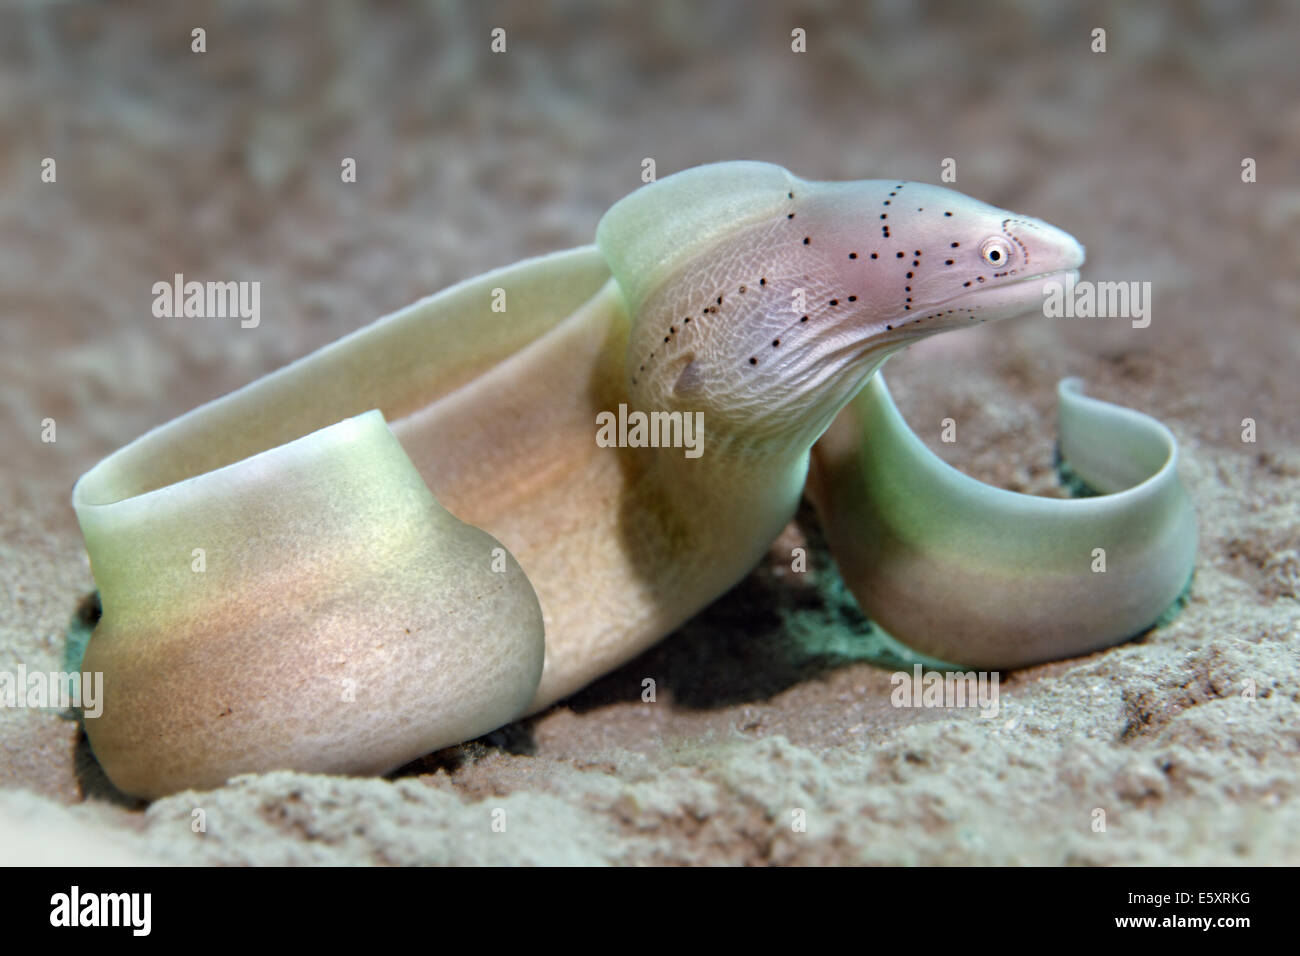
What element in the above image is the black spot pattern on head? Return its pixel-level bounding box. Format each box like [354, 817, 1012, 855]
[841, 188, 995, 333]
[735, 182, 1002, 376]
[646, 271, 790, 379]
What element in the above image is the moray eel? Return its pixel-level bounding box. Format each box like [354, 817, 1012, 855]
[70, 162, 1194, 797]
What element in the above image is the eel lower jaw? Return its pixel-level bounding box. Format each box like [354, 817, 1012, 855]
[849, 268, 1078, 354]
[930, 267, 1082, 324]
[794, 266, 1077, 399]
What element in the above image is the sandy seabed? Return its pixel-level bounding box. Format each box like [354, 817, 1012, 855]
[1, 1, 1297, 865]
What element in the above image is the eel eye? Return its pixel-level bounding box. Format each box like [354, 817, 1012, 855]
[980, 237, 1012, 267]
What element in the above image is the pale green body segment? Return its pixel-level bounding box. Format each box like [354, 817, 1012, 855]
[68, 161, 1195, 798]
[76, 411, 547, 799]
[811, 375, 1197, 669]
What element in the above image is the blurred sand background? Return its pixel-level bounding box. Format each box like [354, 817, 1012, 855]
[1, 0, 1297, 864]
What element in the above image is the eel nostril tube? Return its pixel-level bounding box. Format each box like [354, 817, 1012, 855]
[74, 411, 544, 800]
